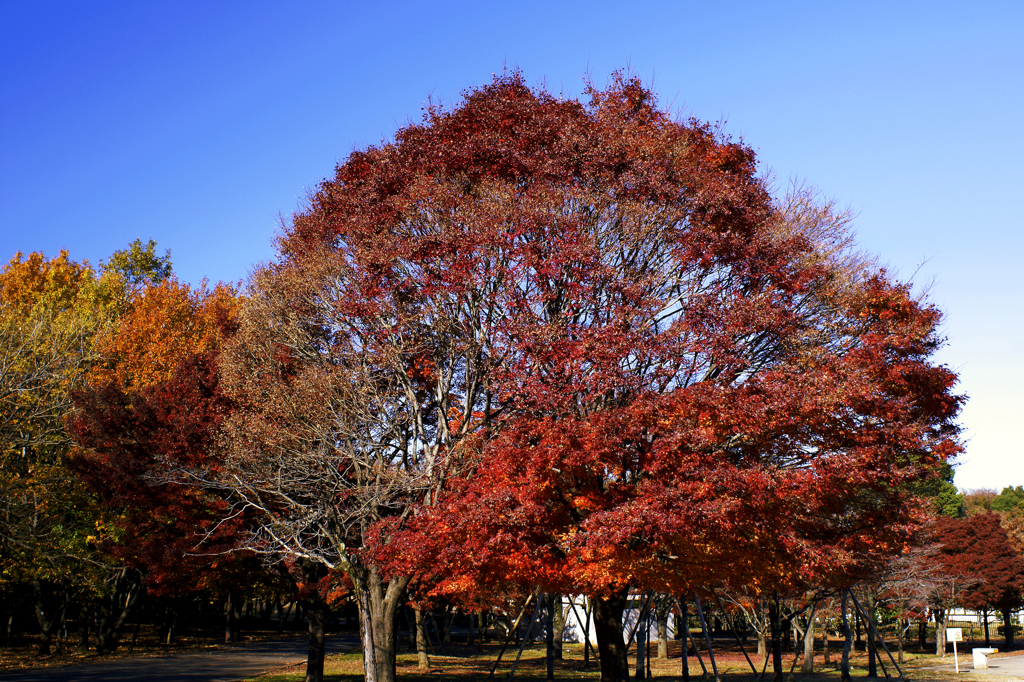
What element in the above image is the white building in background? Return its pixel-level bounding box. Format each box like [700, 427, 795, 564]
[944, 608, 1024, 627]
[560, 595, 677, 645]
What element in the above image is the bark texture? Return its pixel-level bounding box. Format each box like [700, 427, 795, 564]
[352, 563, 410, 682]
[592, 589, 630, 682]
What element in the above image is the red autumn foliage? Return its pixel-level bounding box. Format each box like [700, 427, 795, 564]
[376, 79, 962, 604]
[213, 71, 962, 682]
[68, 351, 257, 594]
[930, 514, 1024, 648]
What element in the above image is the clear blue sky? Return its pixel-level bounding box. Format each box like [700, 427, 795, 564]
[2, 1, 1021, 491]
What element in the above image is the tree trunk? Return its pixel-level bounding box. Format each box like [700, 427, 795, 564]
[983, 607, 990, 648]
[841, 593, 853, 682]
[442, 606, 453, 644]
[679, 597, 690, 682]
[591, 588, 630, 682]
[636, 595, 648, 680]
[545, 593, 556, 681]
[935, 608, 946, 656]
[854, 606, 862, 648]
[823, 616, 830, 665]
[897, 618, 905, 665]
[918, 619, 927, 650]
[1002, 607, 1015, 650]
[865, 593, 877, 677]
[352, 561, 411, 682]
[583, 600, 592, 668]
[93, 568, 142, 654]
[768, 595, 784, 682]
[76, 601, 91, 653]
[304, 594, 327, 682]
[414, 605, 430, 670]
[32, 580, 60, 656]
[802, 606, 816, 673]
[164, 604, 178, 645]
[656, 599, 669, 659]
[225, 591, 238, 643]
[552, 594, 564, 660]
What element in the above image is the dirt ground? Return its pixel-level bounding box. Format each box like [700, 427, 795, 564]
[0, 624, 309, 672]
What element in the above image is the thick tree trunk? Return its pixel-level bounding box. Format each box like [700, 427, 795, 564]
[636, 596, 648, 680]
[304, 594, 327, 682]
[591, 588, 630, 682]
[983, 607, 990, 648]
[801, 606, 816, 673]
[352, 562, 411, 682]
[1002, 607, 1015, 650]
[414, 605, 430, 670]
[918, 620, 927, 650]
[656, 599, 669, 659]
[935, 608, 946, 656]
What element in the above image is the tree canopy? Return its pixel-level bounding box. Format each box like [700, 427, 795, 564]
[196, 72, 963, 682]
[1, 72, 968, 682]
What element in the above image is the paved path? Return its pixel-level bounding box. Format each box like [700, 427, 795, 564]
[922, 653, 1024, 678]
[0, 634, 358, 682]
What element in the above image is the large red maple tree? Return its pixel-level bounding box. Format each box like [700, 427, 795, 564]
[384, 81, 962, 680]
[206, 72, 961, 682]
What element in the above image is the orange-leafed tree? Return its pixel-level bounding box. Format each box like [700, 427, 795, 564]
[68, 264, 258, 651]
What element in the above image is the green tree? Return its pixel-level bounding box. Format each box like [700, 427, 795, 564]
[100, 238, 172, 298]
[992, 486, 1024, 513]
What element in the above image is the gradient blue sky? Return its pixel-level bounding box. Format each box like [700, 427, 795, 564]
[2, 1, 1021, 491]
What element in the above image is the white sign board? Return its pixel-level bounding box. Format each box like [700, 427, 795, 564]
[947, 627, 963, 642]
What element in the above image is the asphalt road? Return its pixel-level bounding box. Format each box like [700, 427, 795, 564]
[0, 634, 359, 682]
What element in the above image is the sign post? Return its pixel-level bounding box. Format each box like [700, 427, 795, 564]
[947, 627, 963, 673]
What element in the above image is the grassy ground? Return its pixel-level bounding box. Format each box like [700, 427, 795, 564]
[249, 640, 1013, 682]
